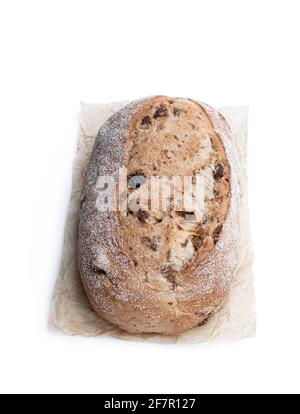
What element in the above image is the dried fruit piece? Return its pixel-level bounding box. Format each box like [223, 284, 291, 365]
[137, 210, 149, 223]
[213, 163, 224, 181]
[153, 104, 168, 119]
[213, 224, 223, 244]
[141, 115, 152, 128]
[161, 265, 176, 288]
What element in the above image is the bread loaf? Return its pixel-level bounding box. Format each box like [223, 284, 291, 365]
[78, 96, 239, 335]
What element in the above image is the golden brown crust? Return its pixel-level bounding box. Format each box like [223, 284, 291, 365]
[78, 96, 240, 335]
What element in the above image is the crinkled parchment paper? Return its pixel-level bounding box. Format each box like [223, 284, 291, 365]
[49, 101, 256, 343]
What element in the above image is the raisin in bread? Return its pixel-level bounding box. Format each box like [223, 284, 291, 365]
[78, 96, 239, 335]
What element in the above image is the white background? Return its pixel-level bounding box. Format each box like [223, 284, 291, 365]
[0, 0, 299, 394]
